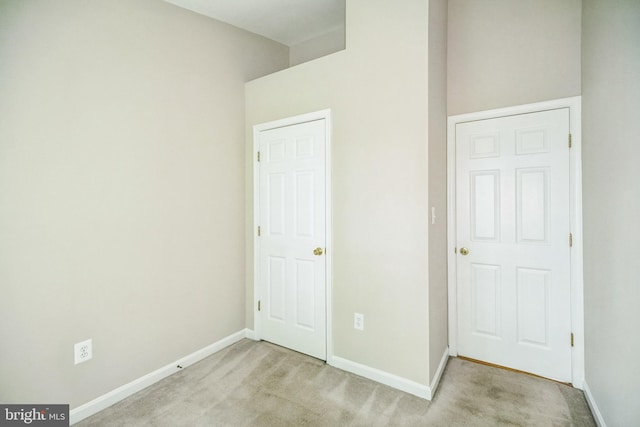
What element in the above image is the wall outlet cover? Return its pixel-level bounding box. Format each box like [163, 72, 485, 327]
[74, 339, 93, 364]
[354, 313, 364, 331]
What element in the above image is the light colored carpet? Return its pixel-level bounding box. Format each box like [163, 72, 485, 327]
[76, 339, 595, 426]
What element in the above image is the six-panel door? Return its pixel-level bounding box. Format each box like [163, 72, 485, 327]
[258, 119, 326, 360]
[456, 109, 572, 382]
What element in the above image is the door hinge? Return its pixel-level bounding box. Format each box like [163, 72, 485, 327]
[257, 151, 261, 162]
[570, 332, 574, 347]
[258, 300, 261, 311]
[257, 226, 261, 237]
[569, 233, 573, 247]
[568, 133, 572, 148]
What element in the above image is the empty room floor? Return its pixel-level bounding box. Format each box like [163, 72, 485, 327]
[76, 339, 595, 426]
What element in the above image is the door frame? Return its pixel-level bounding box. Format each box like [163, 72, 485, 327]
[446, 97, 584, 388]
[252, 109, 333, 361]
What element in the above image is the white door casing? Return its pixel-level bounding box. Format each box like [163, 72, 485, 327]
[253, 111, 331, 361]
[447, 97, 584, 387]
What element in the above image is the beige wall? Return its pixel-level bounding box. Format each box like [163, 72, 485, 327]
[0, 0, 288, 408]
[246, 0, 445, 386]
[427, 0, 448, 381]
[447, 0, 581, 115]
[289, 27, 346, 67]
[582, 1, 640, 425]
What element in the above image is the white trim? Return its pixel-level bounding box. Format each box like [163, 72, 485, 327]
[446, 113, 458, 357]
[252, 109, 333, 361]
[330, 357, 431, 400]
[69, 329, 250, 425]
[583, 381, 607, 427]
[567, 100, 585, 389]
[429, 347, 450, 399]
[446, 96, 584, 386]
[68, 328, 445, 425]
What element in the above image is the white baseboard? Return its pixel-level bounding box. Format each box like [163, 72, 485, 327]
[330, 356, 431, 400]
[244, 329, 257, 340]
[583, 380, 607, 427]
[428, 347, 450, 399]
[70, 329, 251, 425]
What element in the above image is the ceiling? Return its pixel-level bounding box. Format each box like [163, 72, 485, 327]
[164, 0, 345, 47]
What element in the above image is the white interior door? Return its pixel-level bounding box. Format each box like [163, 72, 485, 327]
[456, 108, 572, 382]
[258, 119, 326, 360]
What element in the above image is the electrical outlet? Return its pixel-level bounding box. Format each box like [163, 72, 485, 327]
[74, 339, 93, 364]
[354, 313, 364, 331]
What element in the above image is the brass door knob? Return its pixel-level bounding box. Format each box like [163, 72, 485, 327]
[459, 247, 469, 256]
[313, 247, 324, 256]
